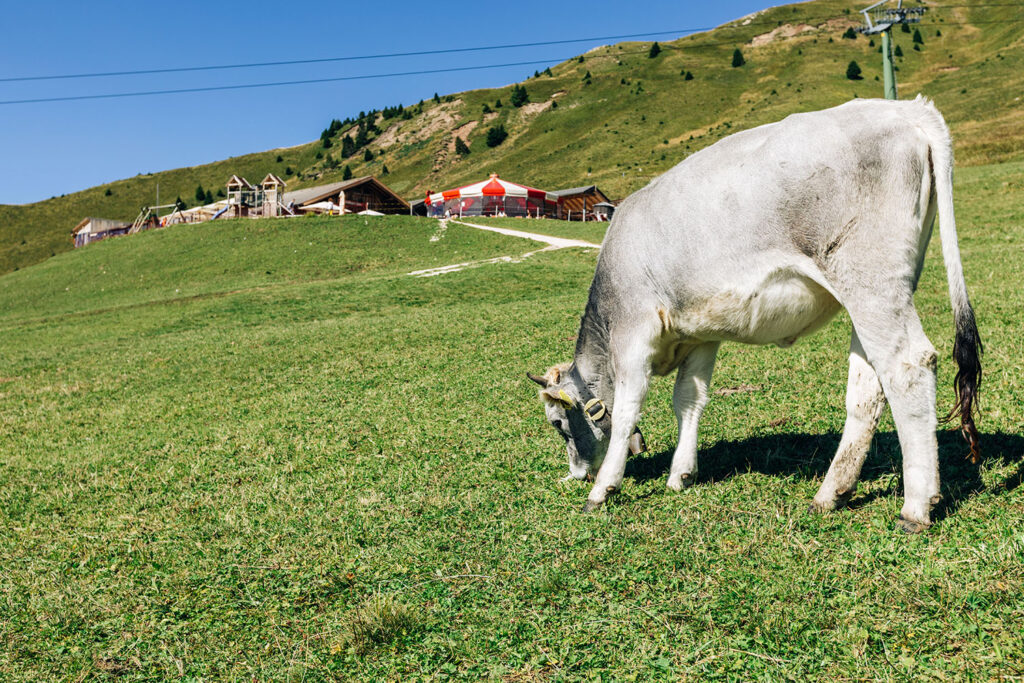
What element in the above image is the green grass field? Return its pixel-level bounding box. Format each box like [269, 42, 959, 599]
[0, 162, 1022, 679]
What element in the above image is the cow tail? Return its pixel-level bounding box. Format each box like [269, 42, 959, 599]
[923, 99, 983, 463]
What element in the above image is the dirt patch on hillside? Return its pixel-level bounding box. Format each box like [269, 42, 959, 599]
[668, 118, 732, 145]
[519, 101, 552, 117]
[375, 99, 463, 150]
[748, 23, 816, 47]
[447, 120, 480, 154]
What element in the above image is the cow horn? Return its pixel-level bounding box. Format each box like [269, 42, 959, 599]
[527, 372, 549, 387]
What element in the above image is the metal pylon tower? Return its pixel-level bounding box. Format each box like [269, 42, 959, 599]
[857, 0, 926, 99]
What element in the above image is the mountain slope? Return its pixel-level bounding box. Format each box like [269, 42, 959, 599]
[2, 0, 1021, 274]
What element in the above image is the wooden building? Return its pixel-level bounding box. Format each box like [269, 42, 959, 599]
[261, 174, 287, 217]
[283, 176, 409, 215]
[72, 217, 131, 248]
[551, 185, 612, 221]
[226, 175, 259, 217]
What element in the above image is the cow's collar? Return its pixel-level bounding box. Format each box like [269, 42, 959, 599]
[569, 365, 647, 455]
[568, 365, 612, 433]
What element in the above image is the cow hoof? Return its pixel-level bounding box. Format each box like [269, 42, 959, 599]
[896, 515, 930, 534]
[667, 473, 695, 491]
[582, 499, 603, 514]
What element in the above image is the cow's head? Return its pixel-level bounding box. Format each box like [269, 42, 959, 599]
[528, 364, 645, 479]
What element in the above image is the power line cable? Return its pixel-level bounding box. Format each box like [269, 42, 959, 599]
[2, 16, 1020, 106]
[3, 4, 1019, 84]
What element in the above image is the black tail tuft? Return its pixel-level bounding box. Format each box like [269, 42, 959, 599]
[943, 304, 983, 463]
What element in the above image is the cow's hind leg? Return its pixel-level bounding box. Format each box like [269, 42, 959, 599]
[667, 342, 719, 491]
[845, 305, 940, 532]
[811, 332, 887, 513]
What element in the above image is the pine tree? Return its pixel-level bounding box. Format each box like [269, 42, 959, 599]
[685, 71, 694, 81]
[343, 165, 353, 180]
[364, 149, 374, 162]
[205, 190, 213, 204]
[732, 49, 745, 67]
[494, 98, 503, 108]
[455, 137, 470, 155]
[381, 164, 389, 175]
[842, 27, 857, 40]
[846, 60, 863, 80]
[510, 84, 529, 107]
[543, 67, 553, 77]
[894, 45, 904, 57]
[175, 196, 187, 210]
[648, 41, 662, 58]
[433, 93, 441, 103]
[342, 135, 356, 158]
[105, 188, 112, 196]
[482, 103, 492, 114]
[486, 124, 508, 148]
[912, 28, 923, 44]
[195, 184, 205, 202]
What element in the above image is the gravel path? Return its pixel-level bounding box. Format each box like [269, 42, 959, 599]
[409, 219, 598, 278]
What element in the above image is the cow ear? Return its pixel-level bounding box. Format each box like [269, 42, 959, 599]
[527, 372, 549, 387]
[540, 387, 575, 408]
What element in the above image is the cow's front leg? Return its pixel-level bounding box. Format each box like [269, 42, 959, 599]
[584, 344, 653, 512]
[667, 342, 718, 491]
[811, 333, 887, 512]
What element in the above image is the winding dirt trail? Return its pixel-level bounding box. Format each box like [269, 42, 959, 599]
[408, 219, 599, 278]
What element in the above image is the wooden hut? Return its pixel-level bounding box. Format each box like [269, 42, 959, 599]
[261, 174, 287, 217]
[71, 217, 131, 248]
[284, 176, 409, 215]
[226, 175, 258, 217]
[551, 185, 612, 221]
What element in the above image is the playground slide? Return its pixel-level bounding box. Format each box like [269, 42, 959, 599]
[211, 206, 229, 220]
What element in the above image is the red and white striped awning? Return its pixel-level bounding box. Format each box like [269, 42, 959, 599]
[429, 174, 556, 203]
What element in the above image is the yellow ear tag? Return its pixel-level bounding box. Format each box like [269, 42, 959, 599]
[557, 390, 575, 407]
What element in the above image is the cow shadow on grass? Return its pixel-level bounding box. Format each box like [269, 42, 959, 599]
[624, 430, 1024, 522]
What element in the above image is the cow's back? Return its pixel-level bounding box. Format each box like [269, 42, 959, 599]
[592, 98, 940, 344]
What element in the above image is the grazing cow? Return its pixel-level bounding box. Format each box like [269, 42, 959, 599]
[529, 97, 981, 532]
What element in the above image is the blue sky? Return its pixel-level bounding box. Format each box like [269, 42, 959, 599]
[0, 0, 771, 205]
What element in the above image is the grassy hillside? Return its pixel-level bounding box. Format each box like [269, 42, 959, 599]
[2, 0, 1023, 275]
[0, 160, 1021, 679]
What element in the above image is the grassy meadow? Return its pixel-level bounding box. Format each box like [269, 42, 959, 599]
[0, 159, 1022, 680]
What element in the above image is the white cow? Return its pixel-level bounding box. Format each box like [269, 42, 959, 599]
[530, 97, 981, 532]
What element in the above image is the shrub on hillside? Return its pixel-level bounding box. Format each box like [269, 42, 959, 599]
[648, 42, 662, 58]
[486, 124, 508, 148]
[455, 137, 470, 155]
[732, 49, 745, 67]
[343, 165, 353, 180]
[846, 60, 863, 80]
[842, 27, 857, 39]
[364, 149, 374, 162]
[105, 188, 112, 196]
